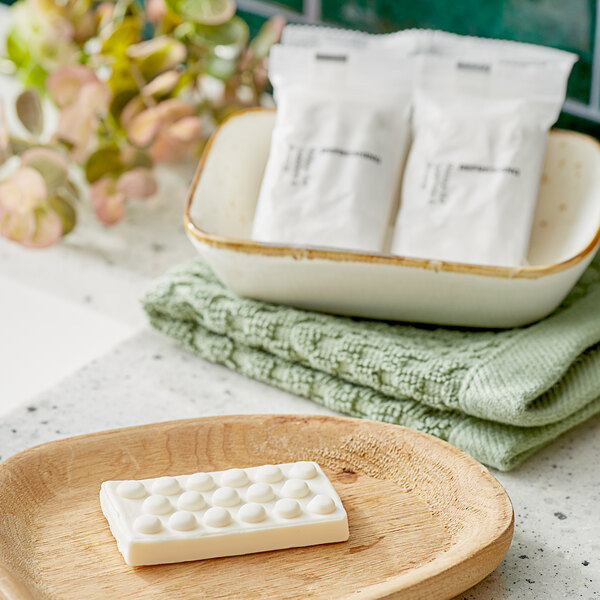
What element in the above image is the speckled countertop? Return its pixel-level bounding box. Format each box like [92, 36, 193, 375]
[2, 209, 599, 599]
[0, 79, 598, 600]
[1, 329, 599, 598]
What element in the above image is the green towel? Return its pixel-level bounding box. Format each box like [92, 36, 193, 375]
[142, 256, 600, 471]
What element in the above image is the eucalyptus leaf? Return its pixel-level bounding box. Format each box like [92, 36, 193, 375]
[48, 193, 77, 236]
[213, 103, 245, 124]
[173, 22, 195, 43]
[142, 70, 180, 98]
[191, 17, 249, 50]
[110, 89, 138, 123]
[6, 136, 30, 155]
[5, 28, 30, 69]
[206, 56, 237, 81]
[249, 16, 286, 60]
[121, 147, 153, 169]
[21, 148, 68, 191]
[85, 146, 122, 183]
[178, 0, 235, 25]
[16, 90, 43, 136]
[171, 71, 194, 96]
[163, 0, 181, 15]
[61, 180, 81, 203]
[107, 57, 137, 95]
[21, 63, 47, 91]
[100, 17, 141, 56]
[127, 37, 186, 79]
[28, 206, 63, 248]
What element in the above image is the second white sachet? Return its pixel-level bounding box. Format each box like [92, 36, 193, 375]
[251, 45, 413, 253]
[391, 48, 576, 266]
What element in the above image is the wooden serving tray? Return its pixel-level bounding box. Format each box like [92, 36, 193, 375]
[0, 415, 513, 600]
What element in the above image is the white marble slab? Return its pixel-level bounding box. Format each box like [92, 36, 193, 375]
[0, 274, 133, 415]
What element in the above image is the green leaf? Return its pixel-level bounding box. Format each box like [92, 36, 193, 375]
[171, 71, 194, 96]
[163, 0, 181, 14]
[84, 146, 122, 183]
[21, 148, 69, 192]
[5, 28, 30, 68]
[142, 70, 180, 99]
[61, 180, 81, 203]
[191, 16, 249, 50]
[121, 147, 153, 169]
[48, 193, 77, 236]
[16, 90, 43, 136]
[100, 17, 141, 56]
[21, 64, 47, 92]
[213, 103, 245, 124]
[110, 89, 138, 123]
[178, 0, 235, 25]
[107, 58, 137, 96]
[206, 56, 237, 81]
[173, 21, 195, 43]
[127, 37, 186, 79]
[249, 15, 286, 60]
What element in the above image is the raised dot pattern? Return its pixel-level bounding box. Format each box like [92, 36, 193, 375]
[109, 462, 341, 537]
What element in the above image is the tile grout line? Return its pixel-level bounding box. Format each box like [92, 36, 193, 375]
[588, 0, 600, 109]
[303, 0, 322, 23]
[563, 98, 600, 123]
[236, 0, 322, 23]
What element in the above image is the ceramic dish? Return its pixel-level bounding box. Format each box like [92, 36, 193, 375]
[184, 108, 600, 328]
[0, 415, 513, 600]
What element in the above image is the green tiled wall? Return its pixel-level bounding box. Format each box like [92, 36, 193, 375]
[320, 0, 594, 106]
[259, 0, 600, 135]
[1, 0, 597, 133]
[237, 9, 269, 37]
[269, 0, 303, 12]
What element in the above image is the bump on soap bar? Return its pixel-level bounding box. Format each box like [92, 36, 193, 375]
[99, 461, 349, 566]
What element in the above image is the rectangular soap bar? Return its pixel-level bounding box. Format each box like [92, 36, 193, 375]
[100, 461, 349, 566]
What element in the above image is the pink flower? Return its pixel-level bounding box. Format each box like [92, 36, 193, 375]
[21, 148, 69, 190]
[90, 177, 126, 226]
[91, 169, 157, 226]
[47, 65, 100, 109]
[126, 37, 186, 75]
[55, 79, 112, 161]
[0, 167, 62, 247]
[149, 115, 202, 162]
[127, 98, 194, 146]
[120, 96, 147, 130]
[125, 97, 202, 162]
[116, 168, 157, 198]
[142, 70, 180, 99]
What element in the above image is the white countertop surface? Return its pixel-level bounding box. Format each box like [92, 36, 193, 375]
[0, 51, 598, 600]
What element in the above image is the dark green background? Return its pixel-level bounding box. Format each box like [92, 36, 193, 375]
[242, 0, 598, 136]
[2, 0, 597, 134]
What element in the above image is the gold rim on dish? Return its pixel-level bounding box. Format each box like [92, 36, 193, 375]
[184, 107, 600, 281]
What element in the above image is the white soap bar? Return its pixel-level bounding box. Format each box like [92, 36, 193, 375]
[100, 461, 349, 566]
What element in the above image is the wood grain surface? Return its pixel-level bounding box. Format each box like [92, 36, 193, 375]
[0, 415, 513, 600]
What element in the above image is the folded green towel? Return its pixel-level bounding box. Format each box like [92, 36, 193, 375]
[142, 256, 600, 471]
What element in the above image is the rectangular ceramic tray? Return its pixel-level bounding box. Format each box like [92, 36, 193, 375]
[184, 108, 600, 328]
[0, 415, 513, 600]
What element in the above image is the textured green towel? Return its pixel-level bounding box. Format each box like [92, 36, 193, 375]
[143, 256, 600, 471]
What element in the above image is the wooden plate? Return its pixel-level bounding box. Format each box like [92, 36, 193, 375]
[0, 415, 513, 600]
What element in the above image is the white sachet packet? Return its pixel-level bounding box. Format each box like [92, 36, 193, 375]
[281, 25, 573, 61]
[391, 49, 576, 267]
[251, 45, 413, 253]
[427, 30, 576, 63]
[281, 23, 429, 54]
